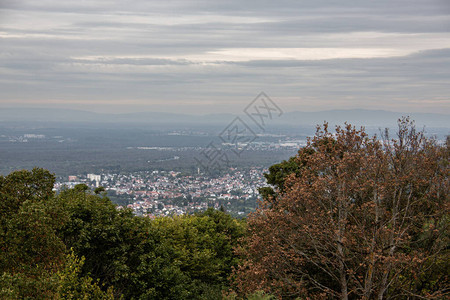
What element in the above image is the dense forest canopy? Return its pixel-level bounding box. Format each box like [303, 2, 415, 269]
[0, 168, 246, 299]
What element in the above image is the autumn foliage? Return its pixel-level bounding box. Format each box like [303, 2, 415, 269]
[234, 119, 449, 299]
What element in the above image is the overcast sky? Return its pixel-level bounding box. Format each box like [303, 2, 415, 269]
[1, 0, 449, 114]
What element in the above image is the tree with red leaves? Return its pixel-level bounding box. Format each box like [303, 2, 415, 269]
[234, 118, 449, 299]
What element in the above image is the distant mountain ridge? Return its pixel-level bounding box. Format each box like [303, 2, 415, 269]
[279, 109, 450, 127]
[0, 107, 448, 128]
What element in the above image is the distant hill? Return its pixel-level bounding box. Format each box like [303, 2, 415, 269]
[0, 107, 448, 128]
[275, 109, 450, 128]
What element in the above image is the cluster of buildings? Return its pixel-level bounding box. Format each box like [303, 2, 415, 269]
[0, 133, 45, 143]
[55, 168, 269, 217]
[0, 133, 68, 143]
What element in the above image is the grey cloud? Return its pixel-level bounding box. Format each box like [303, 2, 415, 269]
[0, 0, 449, 114]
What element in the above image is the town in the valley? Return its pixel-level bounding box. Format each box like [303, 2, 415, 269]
[54, 168, 269, 218]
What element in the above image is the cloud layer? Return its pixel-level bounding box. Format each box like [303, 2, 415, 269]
[1, 0, 449, 114]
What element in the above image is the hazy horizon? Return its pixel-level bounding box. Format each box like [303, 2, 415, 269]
[0, 106, 449, 129]
[1, 106, 450, 116]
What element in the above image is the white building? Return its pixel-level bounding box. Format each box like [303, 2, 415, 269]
[87, 174, 101, 187]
